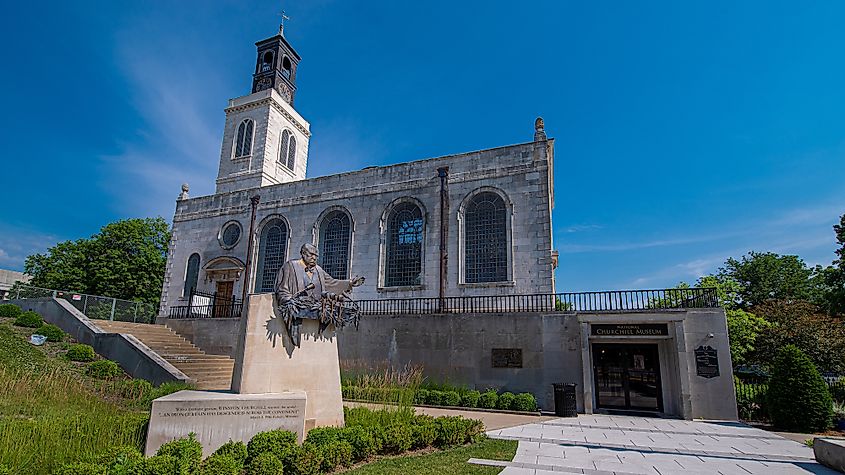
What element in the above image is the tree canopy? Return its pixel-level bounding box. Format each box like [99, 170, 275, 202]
[24, 218, 170, 306]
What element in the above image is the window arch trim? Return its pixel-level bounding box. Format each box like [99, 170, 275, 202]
[457, 187, 514, 286]
[233, 119, 255, 159]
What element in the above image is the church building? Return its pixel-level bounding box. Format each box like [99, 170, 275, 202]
[158, 27, 557, 315]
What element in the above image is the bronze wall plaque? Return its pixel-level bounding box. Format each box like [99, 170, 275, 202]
[591, 323, 669, 337]
[492, 348, 523, 368]
[695, 345, 720, 378]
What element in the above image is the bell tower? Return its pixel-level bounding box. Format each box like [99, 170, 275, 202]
[214, 22, 310, 194]
[251, 23, 301, 105]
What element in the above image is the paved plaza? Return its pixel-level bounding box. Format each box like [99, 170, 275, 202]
[471, 414, 838, 475]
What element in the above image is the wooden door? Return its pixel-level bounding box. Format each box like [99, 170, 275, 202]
[213, 281, 234, 318]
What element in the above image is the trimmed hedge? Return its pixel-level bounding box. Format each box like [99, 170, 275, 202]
[461, 390, 480, 408]
[156, 433, 203, 475]
[768, 345, 833, 432]
[199, 453, 240, 475]
[37, 323, 65, 342]
[478, 390, 498, 409]
[497, 392, 515, 410]
[0, 303, 22, 319]
[211, 440, 248, 468]
[247, 429, 297, 467]
[442, 391, 461, 407]
[512, 393, 537, 412]
[246, 452, 284, 475]
[66, 343, 96, 362]
[86, 360, 122, 379]
[14, 310, 42, 328]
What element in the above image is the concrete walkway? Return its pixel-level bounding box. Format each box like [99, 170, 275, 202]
[471, 414, 837, 474]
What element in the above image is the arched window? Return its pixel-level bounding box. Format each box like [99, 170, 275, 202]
[255, 218, 288, 293]
[464, 192, 508, 283]
[261, 51, 274, 72]
[184, 253, 200, 297]
[385, 202, 424, 287]
[319, 210, 352, 279]
[287, 136, 297, 170]
[234, 119, 254, 158]
[279, 129, 296, 170]
[282, 56, 292, 79]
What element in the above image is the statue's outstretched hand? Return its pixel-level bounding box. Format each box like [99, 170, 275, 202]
[351, 276, 365, 287]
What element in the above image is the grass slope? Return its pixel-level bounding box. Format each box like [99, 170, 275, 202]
[343, 438, 517, 474]
[0, 319, 148, 474]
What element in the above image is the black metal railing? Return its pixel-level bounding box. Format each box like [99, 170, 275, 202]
[168, 289, 243, 319]
[355, 287, 719, 315]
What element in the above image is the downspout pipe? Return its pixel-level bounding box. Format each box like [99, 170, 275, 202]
[437, 167, 449, 312]
[242, 195, 260, 304]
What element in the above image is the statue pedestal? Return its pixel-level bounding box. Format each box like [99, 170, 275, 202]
[144, 390, 306, 456]
[231, 293, 344, 429]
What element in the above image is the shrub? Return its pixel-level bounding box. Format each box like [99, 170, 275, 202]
[426, 390, 444, 406]
[512, 393, 537, 412]
[52, 462, 107, 475]
[14, 310, 42, 328]
[382, 423, 413, 454]
[304, 426, 342, 447]
[0, 303, 22, 319]
[411, 415, 438, 449]
[136, 455, 178, 475]
[156, 433, 203, 475]
[200, 453, 240, 475]
[319, 440, 353, 472]
[442, 390, 461, 407]
[37, 323, 65, 342]
[141, 381, 193, 406]
[245, 452, 283, 475]
[478, 390, 498, 409]
[86, 359, 122, 379]
[66, 343, 96, 362]
[497, 392, 515, 410]
[434, 416, 485, 448]
[414, 388, 429, 404]
[339, 426, 377, 461]
[212, 440, 248, 468]
[96, 445, 143, 472]
[768, 345, 834, 432]
[247, 429, 297, 466]
[292, 443, 323, 475]
[0, 464, 8, 475]
[461, 390, 480, 408]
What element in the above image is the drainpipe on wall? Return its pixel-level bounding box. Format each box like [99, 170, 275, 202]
[241, 195, 260, 305]
[437, 167, 449, 313]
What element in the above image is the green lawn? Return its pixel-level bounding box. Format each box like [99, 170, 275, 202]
[343, 437, 517, 474]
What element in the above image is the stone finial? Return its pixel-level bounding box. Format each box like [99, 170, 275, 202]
[178, 183, 190, 200]
[534, 117, 547, 142]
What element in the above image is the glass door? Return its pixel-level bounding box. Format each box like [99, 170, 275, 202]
[593, 343, 662, 412]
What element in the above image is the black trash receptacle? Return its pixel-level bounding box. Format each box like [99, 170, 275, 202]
[553, 383, 578, 417]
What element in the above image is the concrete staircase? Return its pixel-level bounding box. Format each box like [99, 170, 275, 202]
[94, 321, 234, 390]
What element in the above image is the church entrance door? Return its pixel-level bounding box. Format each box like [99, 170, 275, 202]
[213, 281, 235, 318]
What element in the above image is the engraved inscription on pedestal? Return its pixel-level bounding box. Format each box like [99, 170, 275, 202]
[145, 390, 306, 456]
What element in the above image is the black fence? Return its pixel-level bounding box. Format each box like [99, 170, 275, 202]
[356, 287, 719, 315]
[734, 376, 845, 422]
[168, 290, 243, 319]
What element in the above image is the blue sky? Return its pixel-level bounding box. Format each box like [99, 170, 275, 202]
[1, 1, 844, 291]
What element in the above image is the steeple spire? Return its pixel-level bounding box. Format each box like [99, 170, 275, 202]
[278, 9, 290, 36]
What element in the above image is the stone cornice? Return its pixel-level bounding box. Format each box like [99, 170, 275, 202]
[225, 98, 311, 138]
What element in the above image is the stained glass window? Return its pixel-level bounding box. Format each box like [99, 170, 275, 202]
[464, 192, 508, 283]
[319, 210, 351, 280]
[385, 202, 423, 287]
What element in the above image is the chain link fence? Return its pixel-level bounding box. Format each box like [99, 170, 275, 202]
[10, 284, 158, 324]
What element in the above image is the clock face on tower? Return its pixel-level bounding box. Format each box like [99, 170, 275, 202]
[276, 82, 293, 103]
[256, 77, 272, 92]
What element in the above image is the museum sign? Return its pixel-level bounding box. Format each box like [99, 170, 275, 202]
[590, 324, 669, 337]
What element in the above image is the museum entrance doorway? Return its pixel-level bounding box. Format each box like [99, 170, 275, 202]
[593, 343, 663, 412]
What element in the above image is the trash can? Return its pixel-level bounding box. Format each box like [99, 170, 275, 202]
[553, 383, 578, 417]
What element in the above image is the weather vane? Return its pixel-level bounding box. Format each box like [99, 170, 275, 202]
[278, 8, 290, 35]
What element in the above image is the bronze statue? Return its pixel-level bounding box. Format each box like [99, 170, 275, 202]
[275, 243, 364, 346]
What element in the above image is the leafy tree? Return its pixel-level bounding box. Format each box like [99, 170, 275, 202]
[719, 252, 817, 307]
[818, 213, 845, 315]
[767, 345, 833, 432]
[751, 300, 845, 373]
[24, 218, 170, 306]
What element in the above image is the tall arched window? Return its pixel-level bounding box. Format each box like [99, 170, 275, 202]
[255, 218, 288, 293]
[234, 119, 254, 158]
[385, 202, 424, 287]
[279, 129, 296, 170]
[184, 253, 200, 297]
[319, 210, 352, 279]
[464, 192, 508, 283]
